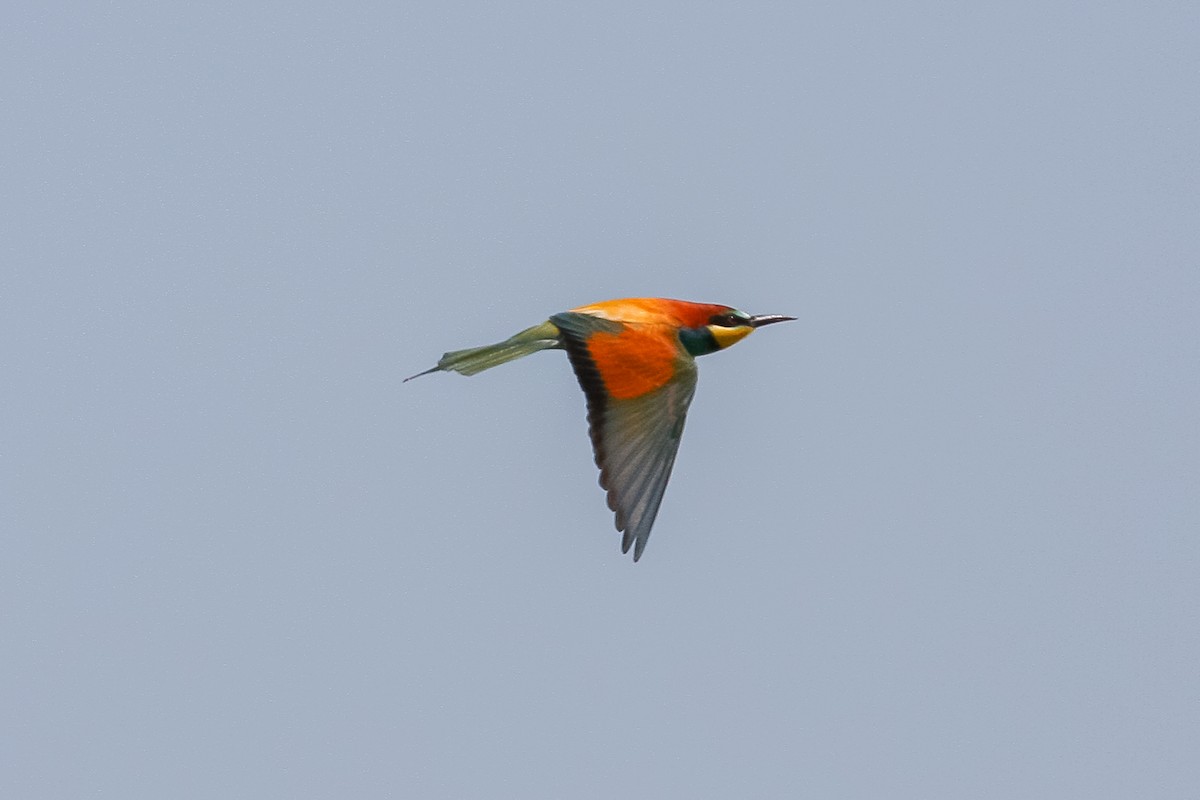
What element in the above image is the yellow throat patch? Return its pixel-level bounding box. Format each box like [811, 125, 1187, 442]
[707, 324, 754, 349]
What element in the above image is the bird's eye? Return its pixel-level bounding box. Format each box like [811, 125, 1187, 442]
[710, 313, 744, 327]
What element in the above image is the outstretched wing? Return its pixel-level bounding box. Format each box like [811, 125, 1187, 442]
[550, 312, 698, 561]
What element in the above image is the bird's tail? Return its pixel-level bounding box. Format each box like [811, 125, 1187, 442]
[404, 320, 562, 381]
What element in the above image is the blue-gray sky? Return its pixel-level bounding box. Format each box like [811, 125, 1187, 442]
[4, 3, 1198, 797]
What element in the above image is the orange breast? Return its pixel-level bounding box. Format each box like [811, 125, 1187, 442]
[587, 326, 681, 400]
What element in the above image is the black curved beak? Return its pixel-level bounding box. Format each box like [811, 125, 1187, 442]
[748, 314, 797, 328]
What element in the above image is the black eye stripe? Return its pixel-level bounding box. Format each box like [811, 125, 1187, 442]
[709, 313, 744, 327]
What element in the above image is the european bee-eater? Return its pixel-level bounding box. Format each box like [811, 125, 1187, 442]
[406, 297, 795, 561]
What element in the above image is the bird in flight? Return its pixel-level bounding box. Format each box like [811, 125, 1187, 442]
[406, 297, 795, 561]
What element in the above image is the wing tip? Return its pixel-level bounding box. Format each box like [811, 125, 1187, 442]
[620, 526, 649, 562]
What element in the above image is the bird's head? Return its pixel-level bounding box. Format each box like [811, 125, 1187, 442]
[679, 307, 796, 356]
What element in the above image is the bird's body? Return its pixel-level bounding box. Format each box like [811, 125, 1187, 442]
[407, 298, 794, 561]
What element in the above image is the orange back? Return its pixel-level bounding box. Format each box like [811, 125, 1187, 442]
[570, 298, 732, 329]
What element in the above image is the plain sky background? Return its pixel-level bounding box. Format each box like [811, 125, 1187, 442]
[3, 3, 1198, 798]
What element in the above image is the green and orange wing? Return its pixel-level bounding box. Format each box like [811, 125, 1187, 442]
[550, 312, 698, 561]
